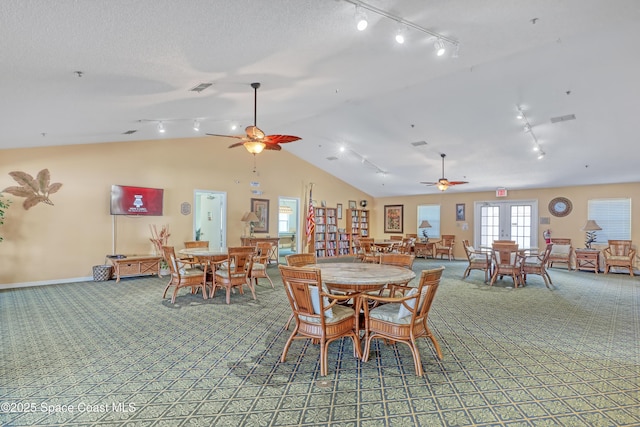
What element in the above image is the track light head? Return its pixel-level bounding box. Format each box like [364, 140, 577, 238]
[193, 120, 200, 131]
[355, 5, 368, 31]
[395, 27, 405, 44]
[435, 39, 446, 56]
[157, 121, 165, 133]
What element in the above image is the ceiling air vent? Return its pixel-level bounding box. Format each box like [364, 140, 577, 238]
[326, 156, 338, 161]
[190, 83, 213, 93]
[122, 130, 137, 135]
[411, 140, 427, 147]
[550, 114, 576, 124]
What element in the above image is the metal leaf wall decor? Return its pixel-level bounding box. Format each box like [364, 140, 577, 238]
[2, 169, 63, 210]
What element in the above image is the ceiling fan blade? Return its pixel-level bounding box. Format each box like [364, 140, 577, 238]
[420, 182, 438, 186]
[448, 181, 469, 186]
[228, 141, 247, 149]
[206, 133, 243, 139]
[263, 143, 282, 151]
[263, 134, 301, 144]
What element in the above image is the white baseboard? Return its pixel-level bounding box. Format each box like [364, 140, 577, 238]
[0, 276, 93, 290]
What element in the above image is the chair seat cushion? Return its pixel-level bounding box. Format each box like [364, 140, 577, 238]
[371, 303, 412, 325]
[299, 304, 354, 324]
[252, 263, 266, 271]
[606, 255, 631, 261]
[181, 269, 204, 278]
[215, 271, 246, 280]
[523, 260, 543, 267]
[550, 244, 571, 255]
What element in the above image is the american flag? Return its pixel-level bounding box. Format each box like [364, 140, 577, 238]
[305, 185, 315, 249]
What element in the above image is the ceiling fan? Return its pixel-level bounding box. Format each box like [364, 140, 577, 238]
[420, 153, 469, 191]
[206, 82, 301, 154]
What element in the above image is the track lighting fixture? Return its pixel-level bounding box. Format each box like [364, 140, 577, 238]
[193, 120, 200, 131]
[515, 105, 547, 160]
[355, 5, 368, 31]
[157, 121, 165, 133]
[343, 0, 459, 55]
[395, 25, 406, 44]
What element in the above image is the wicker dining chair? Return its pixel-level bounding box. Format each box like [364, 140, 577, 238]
[283, 253, 317, 330]
[360, 266, 445, 376]
[435, 235, 456, 261]
[521, 244, 553, 288]
[210, 246, 255, 304]
[161, 246, 208, 304]
[278, 265, 362, 376]
[250, 241, 274, 288]
[462, 240, 491, 283]
[490, 243, 524, 287]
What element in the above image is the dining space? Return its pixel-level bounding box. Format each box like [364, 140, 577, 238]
[462, 240, 554, 288]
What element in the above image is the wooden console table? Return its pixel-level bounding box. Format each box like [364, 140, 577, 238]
[240, 237, 280, 264]
[109, 255, 162, 283]
[575, 249, 600, 274]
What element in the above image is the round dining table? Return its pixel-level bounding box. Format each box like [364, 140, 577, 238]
[304, 262, 416, 334]
[178, 246, 229, 263]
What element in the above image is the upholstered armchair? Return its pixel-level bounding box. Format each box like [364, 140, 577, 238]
[548, 238, 574, 270]
[603, 240, 636, 276]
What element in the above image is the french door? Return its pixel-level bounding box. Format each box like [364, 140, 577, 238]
[475, 200, 538, 249]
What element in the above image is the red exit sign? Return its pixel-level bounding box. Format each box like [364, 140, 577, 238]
[496, 188, 508, 197]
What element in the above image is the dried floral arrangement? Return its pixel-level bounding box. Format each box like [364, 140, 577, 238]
[2, 169, 62, 210]
[0, 194, 10, 243]
[149, 224, 171, 256]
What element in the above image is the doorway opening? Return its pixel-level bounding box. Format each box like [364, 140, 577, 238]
[194, 190, 227, 248]
[278, 197, 300, 263]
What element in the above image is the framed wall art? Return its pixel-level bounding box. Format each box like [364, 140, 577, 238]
[384, 204, 404, 233]
[337, 203, 343, 219]
[348, 200, 357, 210]
[456, 203, 465, 221]
[250, 198, 269, 233]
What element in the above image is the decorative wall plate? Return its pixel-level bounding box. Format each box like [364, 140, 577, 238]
[548, 197, 572, 217]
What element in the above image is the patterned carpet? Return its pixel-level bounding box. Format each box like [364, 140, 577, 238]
[1, 259, 638, 426]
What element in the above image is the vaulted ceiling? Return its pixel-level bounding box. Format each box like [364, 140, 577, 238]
[2, 0, 639, 197]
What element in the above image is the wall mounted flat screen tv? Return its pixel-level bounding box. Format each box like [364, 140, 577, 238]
[110, 185, 164, 216]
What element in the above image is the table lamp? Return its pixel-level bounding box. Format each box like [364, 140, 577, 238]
[418, 220, 432, 241]
[242, 211, 260, 237]
[581, 219, 601, 249]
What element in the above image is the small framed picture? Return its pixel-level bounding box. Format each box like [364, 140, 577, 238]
[348, 200, 357, 209]
[456, 203, 465, 221]
[337, 203, 343, 219]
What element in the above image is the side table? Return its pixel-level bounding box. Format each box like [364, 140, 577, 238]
[575, 249, 600, 274]
[109, 255, 163, 283]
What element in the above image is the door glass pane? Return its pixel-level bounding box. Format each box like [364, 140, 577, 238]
[511, 204, 532, 248]
[480, 206, 499, 247]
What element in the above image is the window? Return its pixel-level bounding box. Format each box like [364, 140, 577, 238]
[417, 205, 440, 240]
[279, 213, 289, 233]
[588, 198, 631, 242]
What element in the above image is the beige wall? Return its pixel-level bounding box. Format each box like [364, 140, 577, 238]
[0, 137, 370, 286]
[0, 137, 638, 286]
[375, 183, 640, 260]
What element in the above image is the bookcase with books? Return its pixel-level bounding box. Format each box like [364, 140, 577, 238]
[346, 208, 369, 255]
[313, 207, 339, 258]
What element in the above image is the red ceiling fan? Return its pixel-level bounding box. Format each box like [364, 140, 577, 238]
[420, 153, 469, 191]
[206, 82, 301, 154]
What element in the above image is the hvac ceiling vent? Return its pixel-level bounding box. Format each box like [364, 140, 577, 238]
[411, 140, 427, 147]
[122, 130, 137, 135]
[326, 156, 338, 161]
[550, 114, 576, 124]
[190, 83, 213, 93]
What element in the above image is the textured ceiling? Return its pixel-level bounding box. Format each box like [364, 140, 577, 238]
[1, 0, 639, 196]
